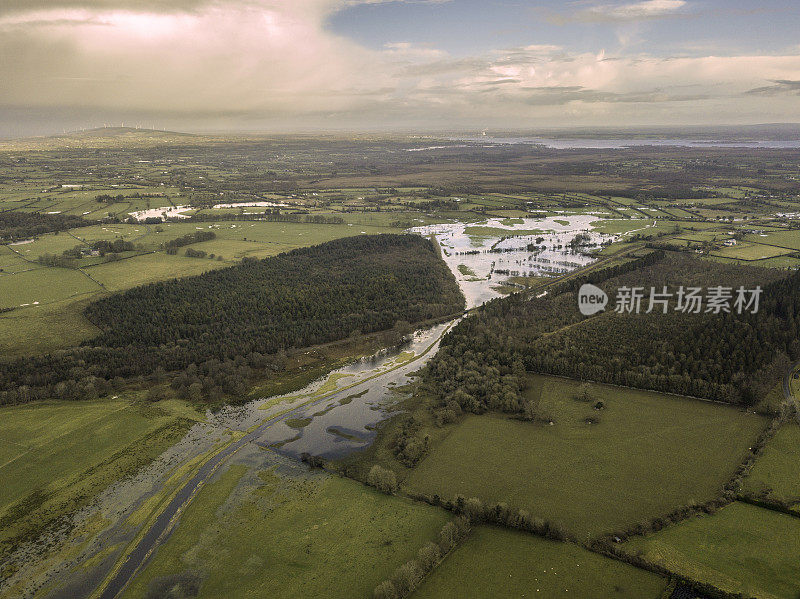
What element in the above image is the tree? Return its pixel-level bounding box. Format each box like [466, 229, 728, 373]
[417, 542, 441, 571]
[393, 561, 423, 596]
[373, 581, 398, 599]
[439, 521, 458, 551]
[367, 465, 398, 494]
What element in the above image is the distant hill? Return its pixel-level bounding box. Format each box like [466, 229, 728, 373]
[54, 126, 196, 139]
[0, 126, 204, 150]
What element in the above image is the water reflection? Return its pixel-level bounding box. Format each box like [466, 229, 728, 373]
[411, 214, 618, 308]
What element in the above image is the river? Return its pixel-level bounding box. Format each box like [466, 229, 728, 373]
[1, 217, 619, 599]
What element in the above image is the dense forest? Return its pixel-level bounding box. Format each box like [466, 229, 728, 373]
[0, 211, 90, 242]
[424, 252, 794, 420]
[0, 234, 464, 405]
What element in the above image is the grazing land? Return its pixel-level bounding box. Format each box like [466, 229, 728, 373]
[403, 375, 766, 538]
[0, 396, 203, 560]
[415, 526, 666, 599]
[120, 463, 450, 599]
[742, 423, 800, 504]
[2, 133, 800, 599]
[623, 502, 800, 599]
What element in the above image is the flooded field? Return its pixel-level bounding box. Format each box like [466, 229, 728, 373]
[4, 322, 454, 599]
[127, 201, 286, 221]
[411, 214, 618, 307]
[2, 214, 629, 599]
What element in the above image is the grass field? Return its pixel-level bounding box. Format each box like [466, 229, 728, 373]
[623, 502, 800, 599]
[742, 423, 800, 503]
[414, 526, 666, 599]
[121, 463, 451, 599]
[746, 229, 800, 250]
[404, 375, 765, 539]
[0, 267, 101, 308]
[711, 242, 794, 261]
[82, 252, 227, 291]
[0, 297, 100, 357]
[0, 396, 202, 552]
[590, 219, 655, 235]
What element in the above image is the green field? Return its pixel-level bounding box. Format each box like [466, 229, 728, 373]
[463, 225, 544, 238]
[83, 251, 227, 291]
[590, 219, 655, 235]
[624, 502, 800, 599]
[121, 463, 450, 599]
[0, 396, 202, 550]
[415, 526, 666, 599]
[743, 423, 800, 503]
[404, 375, 765, 538]
[746, 229, 800, 250]
[0, 266, 101, 309]
[711, 242, 794, 261]
[0, 297, 100, 357]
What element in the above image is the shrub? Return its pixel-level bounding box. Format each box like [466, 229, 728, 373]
[367, 465, 398, 494]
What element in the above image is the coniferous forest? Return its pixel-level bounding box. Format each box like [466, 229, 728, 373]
[0, 211, 92, 242]
[0, 234, 464, 405]
[424, 252, 798, 417]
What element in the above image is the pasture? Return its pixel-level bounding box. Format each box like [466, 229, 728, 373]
[120, 463, 450, 599]
[404, 375, 766, 539]
[743, 423, 800, 504]
[415, 526, 666, 599]
[0, 396, 202, 550]
[623, 502, 800, 599]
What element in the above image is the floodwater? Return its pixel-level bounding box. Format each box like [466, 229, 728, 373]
[447, 136, 800, 149]
[4, 215, 624, 599]
[410, 214, 619, 308]
[127, 201, 286, 221]
[127, 205, 193, 221]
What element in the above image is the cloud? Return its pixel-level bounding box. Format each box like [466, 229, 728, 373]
[745, 79, 800, 96]
[1, 0, 800, 133]
[544, 0, 688, 25]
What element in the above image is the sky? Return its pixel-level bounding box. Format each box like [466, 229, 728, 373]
[0, 0, 799, 135]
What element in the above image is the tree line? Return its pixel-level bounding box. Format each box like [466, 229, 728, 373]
[0, 234, 464, 406]
[0, 211, 92, 243]
[423, 251, 795, 419]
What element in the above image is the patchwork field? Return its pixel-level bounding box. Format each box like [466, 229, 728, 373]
[746, 229, 800, 250]
[404, 375, 766, 539]
[414, 526, 666, 599]
[0, 267, 101, 309]
[623, 502, 800, 599]
[743, 423, 800, 504]
[711, 242, 795, 261]
[120, 463, 451, 599]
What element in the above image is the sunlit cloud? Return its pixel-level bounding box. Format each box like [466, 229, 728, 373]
[1, 0, 799, 133]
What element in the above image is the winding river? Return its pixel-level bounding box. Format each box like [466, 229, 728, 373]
[1, 214, 621, 599]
